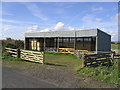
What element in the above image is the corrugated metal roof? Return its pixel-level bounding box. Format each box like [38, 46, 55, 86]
[25, 28, 110, 38]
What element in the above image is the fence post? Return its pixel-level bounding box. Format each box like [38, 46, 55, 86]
[42, 51, 45, 64]
[78, 51, 81, 60]
[17, 48, 21, 58]
[57, 37, 59, 53]
[111, 51, 115, 61]
[82, 52, 85, 67]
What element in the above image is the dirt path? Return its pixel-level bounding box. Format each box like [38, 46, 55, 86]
[2, 60, 118, 88]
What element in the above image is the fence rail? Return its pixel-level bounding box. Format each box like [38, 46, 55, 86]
[5, 48, 18, 57]
[5, 48, 45, 64]
[59, 48, 75, 54]
[81, 52, 112, 67]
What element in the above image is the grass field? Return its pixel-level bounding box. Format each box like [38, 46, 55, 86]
[111, 43, 120, 50]
[45, 52, 82, 71]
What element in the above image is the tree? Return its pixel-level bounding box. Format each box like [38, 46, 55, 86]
[6, 37, 13, 41]
[15, 40, 24, 49]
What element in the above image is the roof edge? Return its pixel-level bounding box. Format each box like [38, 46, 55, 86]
[25, 28, 98, 34]
[97, 28, 111, 36]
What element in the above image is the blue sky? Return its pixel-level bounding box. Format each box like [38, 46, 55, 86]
[1, 2, 118, 41]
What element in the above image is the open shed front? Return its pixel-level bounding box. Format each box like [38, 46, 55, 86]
[25, 36, 96, 52]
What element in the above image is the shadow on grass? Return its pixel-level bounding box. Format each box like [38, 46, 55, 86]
[84, 62, 113, 68]
[45, 62, 67, 67]
[21, 59, 67, 67]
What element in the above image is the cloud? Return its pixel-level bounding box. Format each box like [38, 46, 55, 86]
[96, 18, 102, 22]
[81, 26, 87, 29]
[53, 22, 76, 31]
[53, 22, 77, 31]
[23, 3, 48, 21]
[0, 18, 19, 23]
[2, 24, 28, 40]
[81, 14, 117, 28]
[81, 14, 101, 29]
[25, 22, 75, 33]
[4, 27, 10, 31]
[111, 13, 120, 22]
[82, 14, 93, 22]
[26, 25, 39, 33]
[25, 25, 50, 33]
[108, 30, 118, 41]
[101, 28, 118, 41]
[102, 28, 107, 32]
[40, 28, 50, 32]
[24, 21, 118, 42]
[20, 25, 40, 39]
[53, 22, 65, 30]
[81, 14, 118, 41]
[67, 26, 75, 31]
[92, 7, 103, 12]
[0, 18, 37, 24]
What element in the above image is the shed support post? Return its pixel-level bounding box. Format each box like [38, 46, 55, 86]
[91, 37, 93, 51]
[74, 37, 76, 49]
[36, 39, 37, 51]
[74, 32, 76, 50]
[33, 38, 35, 50]
[57, 37, 59, 53]
[62, 37, 63, 46]
[24, 38, 27, 50]
[96, 36, 98, 54]
[55, 37, 57, 51]
[83, 37, 84, 47]
[25, 38, 29, 50]
[68, 37, 70, 46]
[44, 37, 46, 52]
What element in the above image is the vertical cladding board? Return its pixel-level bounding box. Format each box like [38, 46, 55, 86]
[97, 29, 111, 51]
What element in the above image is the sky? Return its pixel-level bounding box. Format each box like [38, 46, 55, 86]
[1, 2, 118, 41]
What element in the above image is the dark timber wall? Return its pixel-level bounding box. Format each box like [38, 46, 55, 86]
[97, 29, 111, 51]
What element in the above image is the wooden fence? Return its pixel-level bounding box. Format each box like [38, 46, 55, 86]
[74, 50, 96, 60]
[5, 48, 18, 57]
[81, 52, 112, 67]
[45, 47, 57, 52]
[45, 47, 75, 54]
[111, 50, 120, 59]
[5, 48, 45, 64]
[59, 48, 75, 54]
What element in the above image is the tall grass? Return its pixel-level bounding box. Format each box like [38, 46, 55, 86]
[77, 59, 118, 85]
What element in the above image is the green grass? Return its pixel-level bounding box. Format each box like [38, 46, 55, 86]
[77, 59, 118, 85]
[111, 43, 120, 50]
[48, 53, 117, 85]
[2, 53, 24, 62]
[45, 52, 82, 71]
